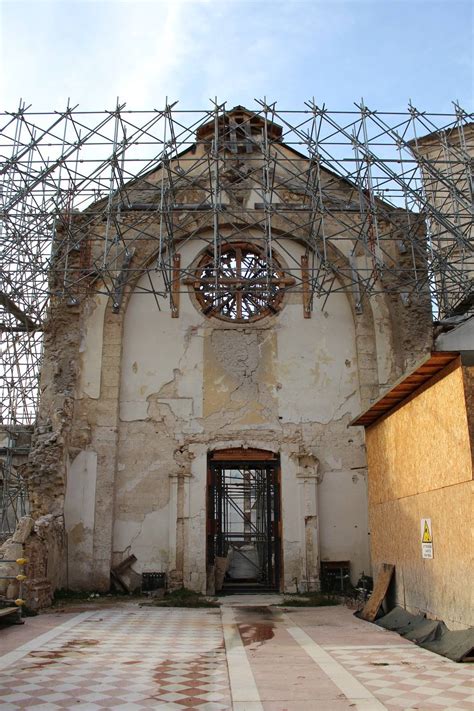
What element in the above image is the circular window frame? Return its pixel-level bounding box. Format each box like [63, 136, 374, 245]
[189, 241, 291, 324]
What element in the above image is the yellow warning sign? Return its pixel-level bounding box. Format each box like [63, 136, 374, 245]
[421, 518, 433, 559]
[422, 520, 432, 543]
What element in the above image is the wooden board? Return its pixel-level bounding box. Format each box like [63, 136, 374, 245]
[0, 607, 20, 618]
[113, 554, 137, 575]
[111, 554, 137, 593]
[210, 448, 278, 462]
[301, 255, 311, 319]
[171, 253, 181, 318]
[351, 353, 460, 427]
[360, 563, 394, 622]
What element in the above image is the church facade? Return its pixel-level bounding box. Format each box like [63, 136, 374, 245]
[26, 107, 432, 597]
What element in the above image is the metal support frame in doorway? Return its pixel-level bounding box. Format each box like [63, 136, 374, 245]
[207, 448, 282, 593]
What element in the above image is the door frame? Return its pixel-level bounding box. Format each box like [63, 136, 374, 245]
[206, 447, 283, 591]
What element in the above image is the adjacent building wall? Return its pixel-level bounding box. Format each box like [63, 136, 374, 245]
[409, 123, 474, 317]
[366, 361, 473, 629]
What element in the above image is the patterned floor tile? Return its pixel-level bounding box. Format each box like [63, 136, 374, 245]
[1, 607, 473, 711]
[0, 609, 232, 711]
[328, 646, 474, 710]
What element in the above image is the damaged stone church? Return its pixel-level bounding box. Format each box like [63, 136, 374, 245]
[3, 105, 471, 611]
[14, 105, 436, 604]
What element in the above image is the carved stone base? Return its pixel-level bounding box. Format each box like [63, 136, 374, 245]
[26, 578, 53, 610]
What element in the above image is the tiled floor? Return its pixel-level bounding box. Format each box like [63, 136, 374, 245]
[330, 645, 473, 710]
[0, 602, 472, 711]
[0, 608, 231, 710]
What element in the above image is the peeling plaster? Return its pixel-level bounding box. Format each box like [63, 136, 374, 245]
[77, 294, 108, 399]
[113, 507, 170, 573]
[64, 450, 97, 588]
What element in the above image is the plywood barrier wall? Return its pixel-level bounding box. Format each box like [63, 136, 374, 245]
[366, 364, 473, 629]
[367, 365, 472, 504]
[463, 365, 474, 461]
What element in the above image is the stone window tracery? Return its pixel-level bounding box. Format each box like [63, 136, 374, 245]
[188, 242, 293, 323]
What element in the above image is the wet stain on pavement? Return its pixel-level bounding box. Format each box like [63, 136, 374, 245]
[238, 621, 275, 646]
[234, 606, 275, 647]
[25, 638, 100, 668]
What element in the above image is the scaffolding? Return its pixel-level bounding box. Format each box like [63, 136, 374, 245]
[0, 426, 31, 539]
[0, 99, 472, 433]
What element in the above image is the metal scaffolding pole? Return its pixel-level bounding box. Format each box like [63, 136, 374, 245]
[0, 100, 472, 437]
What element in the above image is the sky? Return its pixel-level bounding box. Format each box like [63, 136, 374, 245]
[0, 0, 472, 115]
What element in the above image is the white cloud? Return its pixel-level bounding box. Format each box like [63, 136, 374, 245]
[108, 1, 202, 107]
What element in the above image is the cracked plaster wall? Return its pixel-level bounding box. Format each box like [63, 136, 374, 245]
[16, 232, 432, 599]
[107, 236, 373, 593]
[54, 224, 432, 594]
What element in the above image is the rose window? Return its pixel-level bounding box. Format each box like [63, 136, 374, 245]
[188, 243, 293, 323]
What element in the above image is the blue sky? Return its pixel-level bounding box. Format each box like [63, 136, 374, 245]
[0, 0, 472, 113]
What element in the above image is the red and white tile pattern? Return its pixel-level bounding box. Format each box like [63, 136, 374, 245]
[0, 604, 473, 711]
[0, 608, 232, 710]
[329, 645, 474, 710]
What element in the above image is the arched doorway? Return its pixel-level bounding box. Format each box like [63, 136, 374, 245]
[207, 448, 282, 593]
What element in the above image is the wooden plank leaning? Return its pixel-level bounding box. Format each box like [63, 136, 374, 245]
[360, 563, 394, 622]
